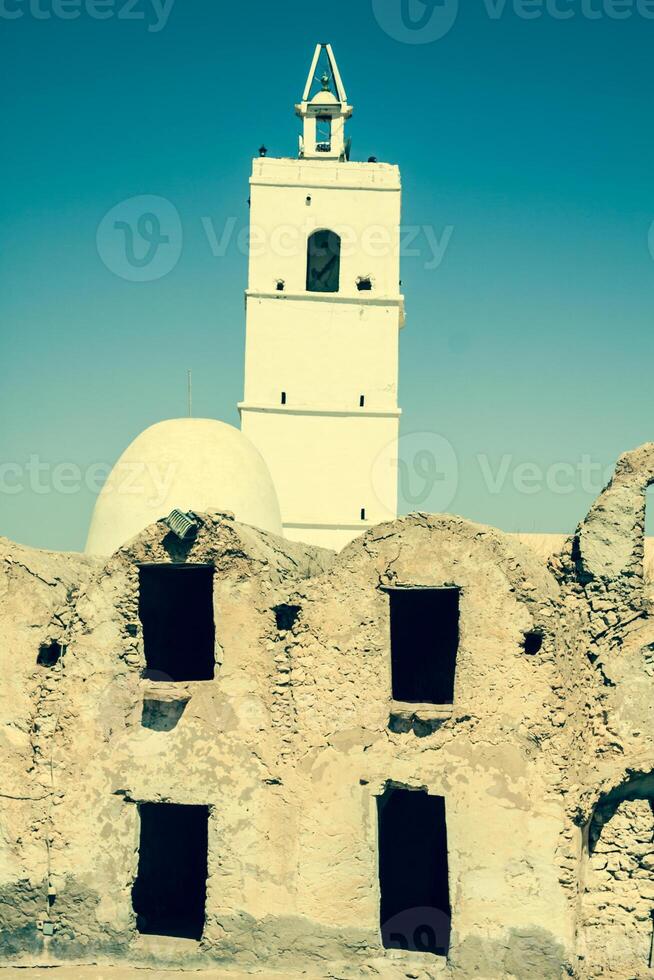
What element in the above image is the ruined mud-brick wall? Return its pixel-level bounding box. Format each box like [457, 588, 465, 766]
[281, 514, 605, 980]
[0, 538, 101, 956]
[580, 798, 654, 976]
[2, 442, 654, 978]
[551, 442, 654, 979]
[555, 443, 654, 646]
[2, 510, 599, 978]
[4, 513, 333, 968]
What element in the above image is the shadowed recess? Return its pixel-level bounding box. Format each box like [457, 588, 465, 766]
[378, 786, 451, 957]
[138, 564, 215, 682]
[274, 603, 301, 631]
[132, 803, 209, 941]
[37, 641, 63, 668]
[524, 631, 544, 656]
[141, 698, 189, 731]
[388, 588, 459, 704]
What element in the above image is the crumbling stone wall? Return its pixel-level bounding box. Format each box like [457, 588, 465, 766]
[283, 514, 597, 979]
[0, 538, 100, 956]
[579, 797, 654, 977]
[551, 443, 654, 978]
[6, 513, 333, 967]
[1, 444, 654, 978]
[556, 442, 654, 647]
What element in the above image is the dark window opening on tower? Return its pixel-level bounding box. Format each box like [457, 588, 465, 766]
[378, 787, 451, 957]
[139, 565, 215, 682]
[361, 508, 367, 521]
[276, 279, 285, 292]
[316, 115, 332, 152]
[388, 588, 459, 705]
[281, 392, 287, 405]
[307, 230, 341, 294]
[132, 803, 209, 941]
[305, 195, 312, 206]
[37, 641, 63, 668]
[357, 276, 373, 291]
[360, 395, 365, 407]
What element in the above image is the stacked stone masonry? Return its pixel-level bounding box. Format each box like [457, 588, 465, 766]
[2, 443, 654, 978]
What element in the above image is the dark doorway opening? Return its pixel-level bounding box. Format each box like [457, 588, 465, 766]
[388, 588, 459, 704]
[139, 564, 215, 682]
[378, 787, 451, 957]
[132, 803, 209, 940]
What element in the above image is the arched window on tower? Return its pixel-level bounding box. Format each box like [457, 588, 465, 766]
[306, 230, 341, 293]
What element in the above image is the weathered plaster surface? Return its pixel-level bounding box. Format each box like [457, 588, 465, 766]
[0, 538, 101, 957]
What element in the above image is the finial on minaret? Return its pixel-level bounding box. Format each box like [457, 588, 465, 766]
[296, 44, 353, 161]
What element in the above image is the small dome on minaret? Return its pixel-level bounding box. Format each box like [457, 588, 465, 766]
[311, 89, 339, 107]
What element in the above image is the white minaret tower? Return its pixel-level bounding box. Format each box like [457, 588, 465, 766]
[239, 44, 404, 551]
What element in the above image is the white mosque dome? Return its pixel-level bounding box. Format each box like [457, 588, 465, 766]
[86, 418, 283, 556]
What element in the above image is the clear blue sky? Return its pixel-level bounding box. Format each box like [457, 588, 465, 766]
[2, 0, 654, 552]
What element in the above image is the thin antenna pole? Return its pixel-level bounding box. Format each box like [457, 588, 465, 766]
[187, 370, 192, 418]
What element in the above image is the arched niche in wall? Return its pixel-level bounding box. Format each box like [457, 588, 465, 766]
[579, 772, 654, 976]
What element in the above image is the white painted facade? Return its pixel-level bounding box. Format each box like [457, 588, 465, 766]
[240, 46, 404, 551]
